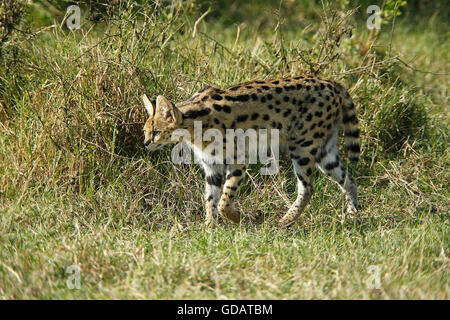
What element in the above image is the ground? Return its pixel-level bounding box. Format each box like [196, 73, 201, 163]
[0, 0, 448, 299]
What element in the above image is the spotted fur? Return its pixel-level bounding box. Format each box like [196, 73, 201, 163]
[142, 76, 360, 227]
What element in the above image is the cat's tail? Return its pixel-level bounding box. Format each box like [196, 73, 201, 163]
[338, 84, 360, 163]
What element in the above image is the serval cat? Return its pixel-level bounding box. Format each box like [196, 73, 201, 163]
[142, 75, 360, 227]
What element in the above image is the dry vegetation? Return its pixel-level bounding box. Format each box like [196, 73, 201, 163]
[0, 0, 448, 299]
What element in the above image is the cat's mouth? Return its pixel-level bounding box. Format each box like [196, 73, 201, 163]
[145, 143, 168, 152]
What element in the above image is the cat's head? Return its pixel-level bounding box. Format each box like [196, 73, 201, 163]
[142, 94, 182, 151]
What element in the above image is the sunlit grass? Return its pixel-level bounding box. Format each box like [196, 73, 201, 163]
[0, 0, 448, 299]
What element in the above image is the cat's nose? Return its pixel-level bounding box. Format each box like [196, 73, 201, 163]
[144, 139, 151, 146]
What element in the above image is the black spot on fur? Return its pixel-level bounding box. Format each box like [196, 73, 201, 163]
[343, 114, 357, 123]
[317, 149, 327, 162]
[297, 157, 310, 166]
[235, 94, 250, 102]
[223, 105, 232, 113]
[325, 158, 339, 171]
[226, 169, 242, 180]
[206, 173, 222, 186]
[345, 129, 360, 138]
[183, 108, 211, 119]
[236, 114, 249, 122]
[283, 109, 292, 117]
[301, 140, 313, 147]
[313, 132, 324, 139]
[346, 144, 360, 153]
[297, 174, 308, 186]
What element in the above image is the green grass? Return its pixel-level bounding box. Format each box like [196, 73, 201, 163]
[0, 0, 448, 299]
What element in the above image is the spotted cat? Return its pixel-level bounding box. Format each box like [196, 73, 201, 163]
[142, 76, 360, 227]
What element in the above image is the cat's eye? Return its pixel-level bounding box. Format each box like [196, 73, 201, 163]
[152, 131, 161, 141]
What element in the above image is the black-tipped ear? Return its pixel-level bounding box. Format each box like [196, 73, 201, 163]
[156, 95, 181, 124]
[142, 94, 155, 117]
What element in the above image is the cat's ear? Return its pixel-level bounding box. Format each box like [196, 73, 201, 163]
[142, 94, 155, 118]
[156, 95, 181, 124]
